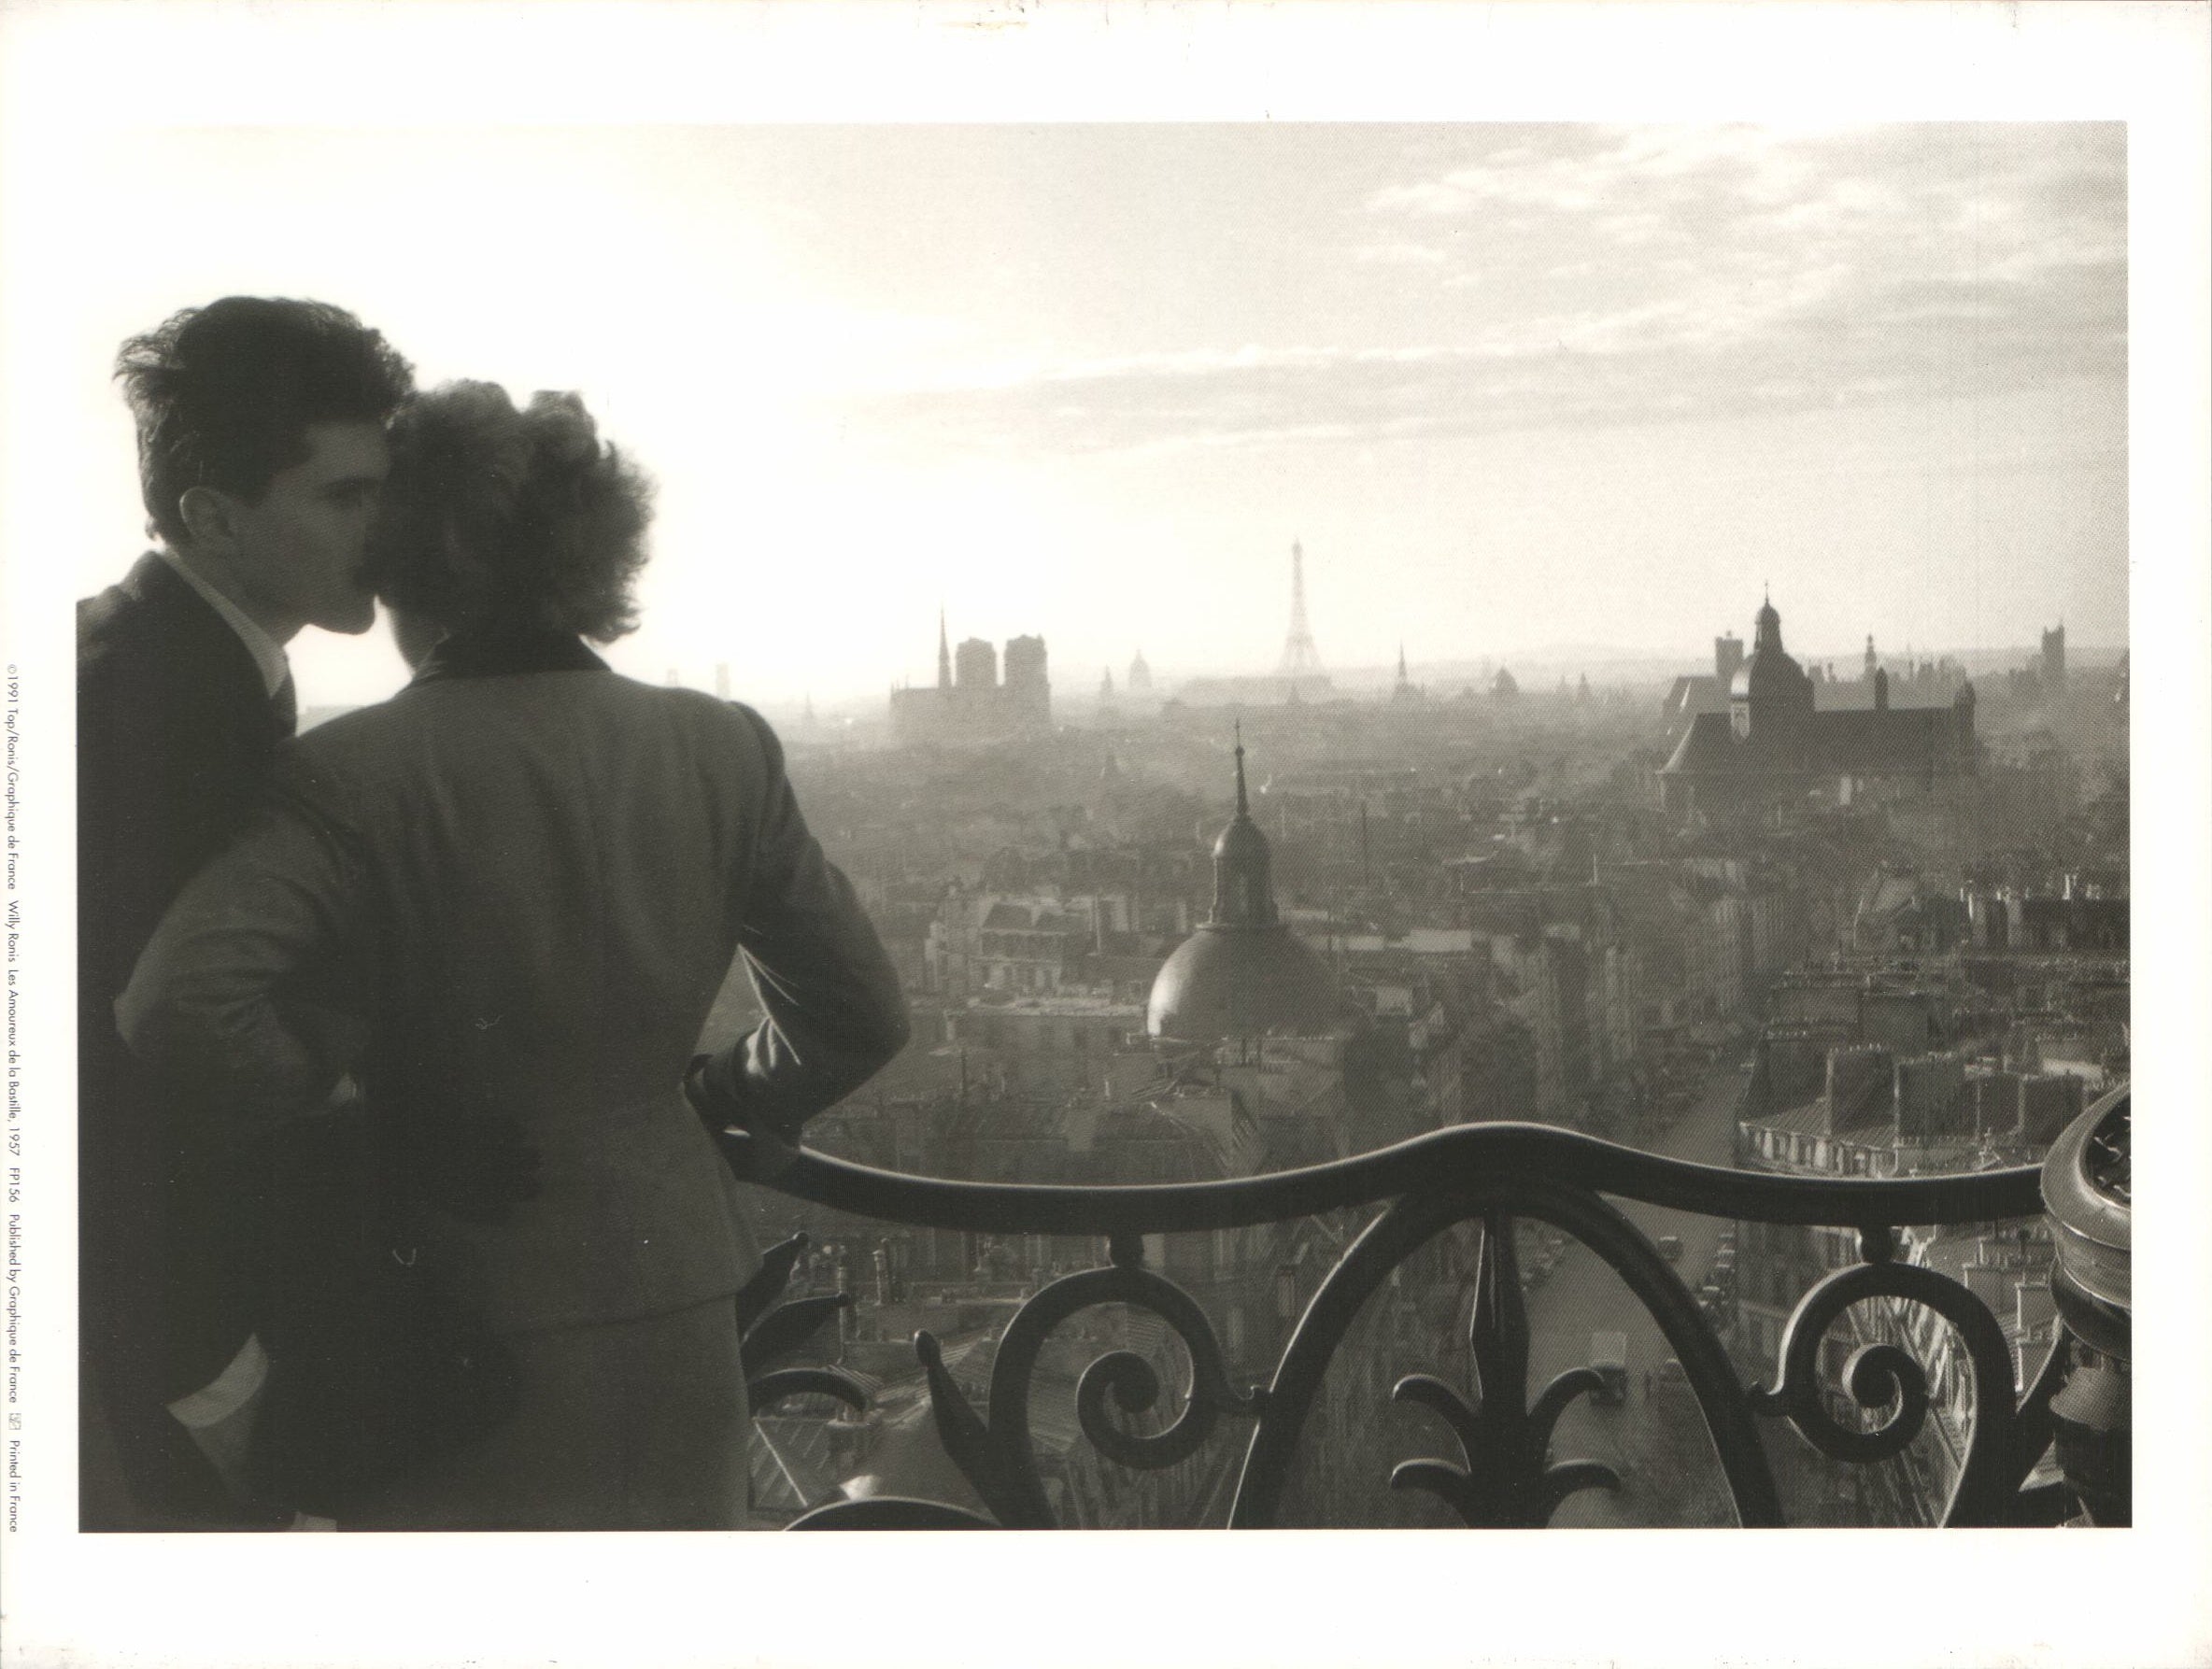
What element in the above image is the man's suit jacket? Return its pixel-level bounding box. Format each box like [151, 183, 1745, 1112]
[78, 553, 289, 1521]
[120, 632, 910, 1335]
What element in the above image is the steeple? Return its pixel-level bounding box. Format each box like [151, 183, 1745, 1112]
[1211, 723, 1274, 925]
[1733, 587, 1813, 734]
[1397, 643, 1409, 686]
[1148, 728, 1338, 1041]
[936, 609, 952, 691]
[1754, 587, 1783, 655]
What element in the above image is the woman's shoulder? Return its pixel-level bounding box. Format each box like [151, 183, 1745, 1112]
[276, 677, 796, 813]
[268, 702, 403, 820]
[619, 680, 783, 754]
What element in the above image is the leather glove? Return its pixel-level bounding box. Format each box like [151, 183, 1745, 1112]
[684, 1053, 807, 1146]
[686, 1054, 805, 1187]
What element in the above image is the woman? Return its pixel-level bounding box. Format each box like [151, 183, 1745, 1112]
[120, 381, 909, 1529]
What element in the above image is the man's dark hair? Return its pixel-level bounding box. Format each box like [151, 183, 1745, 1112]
[115, 297, 416, 548]
[370, 381, 653, 644]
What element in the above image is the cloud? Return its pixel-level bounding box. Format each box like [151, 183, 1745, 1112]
[844, 126, 2123, 458]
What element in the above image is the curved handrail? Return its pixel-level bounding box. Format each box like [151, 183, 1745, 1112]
[717, 1118, 2043, 1236]
[723, 1115, 2069, 1530]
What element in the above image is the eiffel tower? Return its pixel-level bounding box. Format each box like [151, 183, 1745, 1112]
[1277, 539, 1326, 681]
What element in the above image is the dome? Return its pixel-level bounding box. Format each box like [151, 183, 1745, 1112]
[1729, 592, 1814, 723]
[1146, 923, 1340, 1041]
[1146, 728, 1340, 1041]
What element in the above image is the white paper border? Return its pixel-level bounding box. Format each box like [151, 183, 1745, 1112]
[1, 5, 2205, 1667]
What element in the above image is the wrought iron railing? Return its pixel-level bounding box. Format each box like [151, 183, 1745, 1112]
[729, 1096, 2128, 1530]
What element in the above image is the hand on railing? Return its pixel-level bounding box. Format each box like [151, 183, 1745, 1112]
[686, 1052, 804, 1184]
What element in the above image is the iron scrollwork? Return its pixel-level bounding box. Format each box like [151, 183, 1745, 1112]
[1747, 1227, 2082, 1527]
[801, 1238, 1265, 1530]
[717, 1115, 2067, 1529]
[735, 1231, 872, 1417]
[1389, 1211, 1620, 1527]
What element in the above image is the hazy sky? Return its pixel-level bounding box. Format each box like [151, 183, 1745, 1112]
[28, 121, 2124, 707]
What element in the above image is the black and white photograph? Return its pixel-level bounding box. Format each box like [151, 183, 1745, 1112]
[2, 4, 2206, 1667]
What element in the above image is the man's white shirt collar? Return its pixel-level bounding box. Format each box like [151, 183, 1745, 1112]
[156, 548, 291, 700]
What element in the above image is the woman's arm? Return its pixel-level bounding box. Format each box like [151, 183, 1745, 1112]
[115, 793, 368, 1134]
[688, 709, 911, 1141]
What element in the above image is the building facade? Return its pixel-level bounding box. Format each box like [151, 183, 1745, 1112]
[1661, 596, 1978, 819]
[891, 614, 1053, 744]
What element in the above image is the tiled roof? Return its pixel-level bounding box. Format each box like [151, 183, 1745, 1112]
[749, 1417, 846, 1515]
[1662, 707, 1958, 779]
[1665, 674, 1723, 715]
[1661, 712, 1737, 775]
[1744, 1099, 1834, 1137]
[1743, 1098, 1894, 1145]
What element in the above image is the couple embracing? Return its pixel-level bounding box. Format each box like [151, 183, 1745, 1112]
[79, 296, 908, 1532]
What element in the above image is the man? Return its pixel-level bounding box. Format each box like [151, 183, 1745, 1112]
[78, 296, 413, 1529]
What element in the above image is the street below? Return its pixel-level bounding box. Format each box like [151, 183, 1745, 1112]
[1535, 1054, 1751, 1528]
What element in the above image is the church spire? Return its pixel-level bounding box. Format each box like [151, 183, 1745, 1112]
[937, 609, 952, 691]
[1754, 587, 1783, 655]
[1211, 724, 1273, 926]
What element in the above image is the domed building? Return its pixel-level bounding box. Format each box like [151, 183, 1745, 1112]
[1728, 592, 1815, 743]
[1662, 592, 1978, 820]
[1147, 733, 1340, 1043]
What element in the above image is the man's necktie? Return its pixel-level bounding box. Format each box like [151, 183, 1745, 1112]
[271, 672, 298, 740]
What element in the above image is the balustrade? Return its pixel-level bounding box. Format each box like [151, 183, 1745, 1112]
[729, 1089, 2130, 1530]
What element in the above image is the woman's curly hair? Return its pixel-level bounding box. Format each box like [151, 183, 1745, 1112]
[369, 381, 654, 643]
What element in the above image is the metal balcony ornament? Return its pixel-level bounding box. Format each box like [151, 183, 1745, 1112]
[798, 1237, 1265, 1530]
[1749, 1253, 2046, 1524]
[716, 1116, 2085, 1528]
[1389, 1212, 1620, 1527]
[734, 1232, 872, 1416]
[805, 1259, 1274, 1527]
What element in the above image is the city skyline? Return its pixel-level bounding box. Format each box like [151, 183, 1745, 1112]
[799, 573, 2116, 713]
[22, 122, 2126, 711]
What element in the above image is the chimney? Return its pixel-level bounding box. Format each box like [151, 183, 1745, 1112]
[1874, 667, 1890, 711]
[2016, 1280, 2055, 1338]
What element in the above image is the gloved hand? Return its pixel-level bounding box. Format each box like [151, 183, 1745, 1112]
[419, 1117, 544, 1225]
[684, 1053, 806, 1145]
[685, 1054, 804, 1184]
